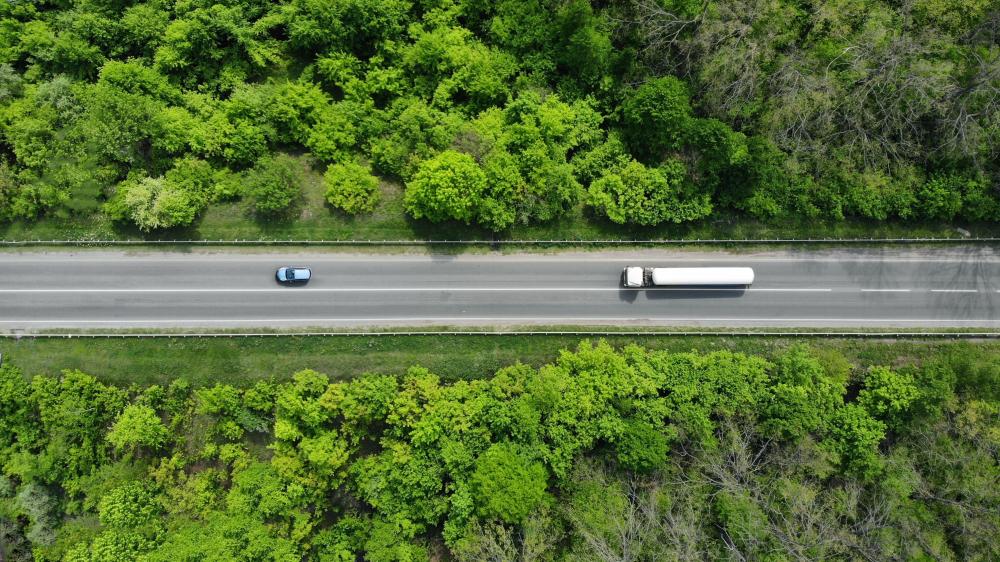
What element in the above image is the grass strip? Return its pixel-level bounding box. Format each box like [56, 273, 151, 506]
[3, 332, 997, 388]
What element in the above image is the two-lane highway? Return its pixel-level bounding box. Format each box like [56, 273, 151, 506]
[2, 248, 1000, 328]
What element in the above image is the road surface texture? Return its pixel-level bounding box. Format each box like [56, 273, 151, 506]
[2, 248, 1000, 329]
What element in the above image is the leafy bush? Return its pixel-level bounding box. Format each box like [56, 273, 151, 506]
[105, 176, 198, 232]
[588, 159, 712, 225]
[245, 155, 302, 217]
[404, 150, 485, 224]
[324, 160, 381, 215]
[106, 404, 169, 452]
[621, 76, 693, 159]
[470, 443, 550, 524]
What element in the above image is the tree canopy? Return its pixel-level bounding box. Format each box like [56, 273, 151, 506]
[0, 0, 995, 234]
[0, 341, 997, 560]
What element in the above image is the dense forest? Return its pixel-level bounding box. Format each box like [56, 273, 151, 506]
[0, 0, 997, 234]
[0, 340, 997, 560]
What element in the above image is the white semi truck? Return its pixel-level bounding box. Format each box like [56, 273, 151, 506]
[622, 266, 755, 288]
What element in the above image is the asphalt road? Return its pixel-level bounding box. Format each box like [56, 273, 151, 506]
[2, 248, 1000, 329]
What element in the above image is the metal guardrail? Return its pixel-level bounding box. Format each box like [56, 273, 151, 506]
[0, 237, 999, 246]
[2, 331, 998, 338]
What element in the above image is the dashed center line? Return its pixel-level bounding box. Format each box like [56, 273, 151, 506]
[930, 289, 979, 293]
[861, 288, 912, 293]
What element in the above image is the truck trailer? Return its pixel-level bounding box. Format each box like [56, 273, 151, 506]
[622, 266, 755, 288]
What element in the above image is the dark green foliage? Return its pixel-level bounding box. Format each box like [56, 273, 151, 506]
[621, 76, 693, 159]
[614, 419, 672, 473]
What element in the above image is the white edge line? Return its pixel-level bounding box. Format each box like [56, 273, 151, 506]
[750, 288, 832, 292]
[2, 317, 999, 324]
[5, 257, 1000, 264]
[0, 287, 827, 293]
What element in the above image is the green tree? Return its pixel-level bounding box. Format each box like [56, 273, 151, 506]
[588, 159, 711, 225]
[857, 366, 921, 429]
[614, 419, 672, 473]
[305, 104, 357, 163]
[246, 155, 302, 217]
[764, 344, 847, 439]
[404, 150, 486, 224]
[917, 173, 966, 220]
[106, 404, 169, 453]
[827, 404, 887, 478]
[105, 176, 198, 232]
[324, 160, 381, 215]
[470, 442, 550, 524]
[621, 76, 693, 160]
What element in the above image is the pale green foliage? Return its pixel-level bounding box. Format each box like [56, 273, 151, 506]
[470, 443, 549, 523]
[588, 159, 711, 225]
[106, 404, 169, 452]
[404, 150, 486, 224]
[106, 176, 197, 231]
[305, 104, 357, 163]
[324, 160, 381, 215]
[98, 482, 162, 530]
[858, 366, 921, 429]
[15, 483, 58, 546]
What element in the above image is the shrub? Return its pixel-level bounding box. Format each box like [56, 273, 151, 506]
[246, 155, 302, 217]
[324, 160, 381, 215]
[471, 443, 550, 524]
[588, 159, 712, 225]
[107, 404, 169, 452]
[404, 150, 485, 224]
[621, 76, 693, 159]
[105, 176, 198, 231]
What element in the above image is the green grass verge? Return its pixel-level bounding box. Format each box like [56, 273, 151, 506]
[1, 155, 997, 243]
[3, 333, 996, 388]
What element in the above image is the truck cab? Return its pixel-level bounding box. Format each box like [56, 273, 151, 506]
[622, 266, 646, 288]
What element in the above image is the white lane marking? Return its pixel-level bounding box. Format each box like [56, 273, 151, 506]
[2, 317, 1000, 324]
[861, 288, 912, 292]
[749, 288, 832, 292]
[930, 289, 979, 293]
[6, 256, 1000, 264]
[0, 287, 824, 293]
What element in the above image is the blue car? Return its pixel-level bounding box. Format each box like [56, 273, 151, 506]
[275, 267, 312, 285]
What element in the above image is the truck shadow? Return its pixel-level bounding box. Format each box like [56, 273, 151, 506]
[618, 287, 748, 303]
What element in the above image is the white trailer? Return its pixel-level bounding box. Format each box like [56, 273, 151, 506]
[622, 266, 755, 288]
